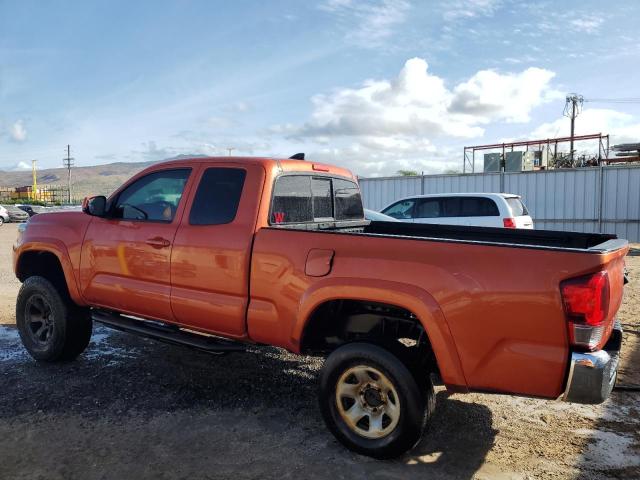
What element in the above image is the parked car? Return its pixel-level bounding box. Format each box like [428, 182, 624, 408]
[16, 205, 47, 217]
[364, 208, 398, 222]
[380, 193, 534, 228]
[13, 156, 627, 459]
[0, 205, 29, 224]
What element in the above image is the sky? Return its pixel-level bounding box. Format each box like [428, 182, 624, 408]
[1, 0, 640, 177]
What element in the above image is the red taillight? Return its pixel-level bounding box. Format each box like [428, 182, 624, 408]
[560, 271, 611, 350]
[503, 218, 516, 228]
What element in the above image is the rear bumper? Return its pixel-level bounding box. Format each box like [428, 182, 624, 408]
[562, 321, 622, 404]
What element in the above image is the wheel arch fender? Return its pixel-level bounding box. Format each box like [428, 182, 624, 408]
[293, 277, 468, 389]
[14, 240, 85, 306]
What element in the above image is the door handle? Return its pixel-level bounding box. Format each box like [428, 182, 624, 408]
[146, 237, 171, 248]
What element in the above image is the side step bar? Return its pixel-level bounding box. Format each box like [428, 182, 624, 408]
[92, 310, 246, 354]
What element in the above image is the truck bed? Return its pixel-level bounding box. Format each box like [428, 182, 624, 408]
[250, 223, 627, 399]
[363, 221, 621, 251]
[274, 220, 623, 252]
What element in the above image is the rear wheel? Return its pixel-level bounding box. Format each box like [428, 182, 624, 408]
[16, 276, 92, 362]
[318, 342, 435, 459]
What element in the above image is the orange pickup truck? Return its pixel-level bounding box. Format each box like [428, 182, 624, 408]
[13, 156, 628, 458]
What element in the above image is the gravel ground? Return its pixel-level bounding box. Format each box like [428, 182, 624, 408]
[0, 223, 638, 480]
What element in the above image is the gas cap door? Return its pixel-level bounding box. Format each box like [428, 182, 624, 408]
[305, 249, 335, 277]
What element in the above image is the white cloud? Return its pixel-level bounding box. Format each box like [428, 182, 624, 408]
[233, 101, 250, 112]
[319, 0, 410, 47]
[570, 15, 604, 33]
[531, 108, 640, 150]
[272, 58, 559, 176]
[12, 161, 32, 171]
[442, 0, 501, 21]
[9, 120, 27, 142]
[287, 58, 558, 139]
[450, 67, 561, 122]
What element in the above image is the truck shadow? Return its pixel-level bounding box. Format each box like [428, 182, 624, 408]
[627, 246, 640, 257]
[401, 392, 496, 476]
[0, 325, 495, 479]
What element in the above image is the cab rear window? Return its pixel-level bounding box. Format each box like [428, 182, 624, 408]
[270, 175, 363, 224]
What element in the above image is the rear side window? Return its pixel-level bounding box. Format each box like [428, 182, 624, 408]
[415, 198, 441, 218]
[506, 197, 529, 216]
[461, 197, 499, 216]
[189, 168, 246, 225]
[442, 197, 462, 217]
[439, 197, 499, 217]
[271, 176, 313, 223]
[312, 178, 333, 219]
[334, 179, 364, 220]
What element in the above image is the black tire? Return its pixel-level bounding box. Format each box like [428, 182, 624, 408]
[16, 276, 92, 362]
[319, 342, 435, 459]
[0, 217, 4, 226]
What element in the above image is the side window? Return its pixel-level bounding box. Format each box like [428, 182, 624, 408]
[312, 178, 333, 219]
[415, 198, 441, 218]
[460, 197, 500, 217]
[271, 176, 312, 224]
[442, 197, 462, 217]
[189, 168, 246, 225]
[114, 169, 190, 222]
[333, 179, 364, 220]
[382, 199, 416, 219]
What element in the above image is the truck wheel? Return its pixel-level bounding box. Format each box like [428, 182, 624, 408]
[318, 342, 435, 459]
[16, 276, 92, 362]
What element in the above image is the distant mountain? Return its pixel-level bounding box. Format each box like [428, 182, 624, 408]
[0, 159, 159, 200]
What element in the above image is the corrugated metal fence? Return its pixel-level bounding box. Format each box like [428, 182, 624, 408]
[359, 165, 640, 242]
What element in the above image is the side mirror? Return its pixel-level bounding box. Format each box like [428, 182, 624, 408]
[82, 196, 107, 217]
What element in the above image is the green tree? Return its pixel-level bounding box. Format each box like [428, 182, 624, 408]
[396, 169, 419, 176]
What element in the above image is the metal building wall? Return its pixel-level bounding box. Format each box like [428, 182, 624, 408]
[359, 165, 640, 242]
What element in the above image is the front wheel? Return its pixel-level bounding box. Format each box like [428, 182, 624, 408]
[318, 342, 435, 459]
[16, 276, 92, 362]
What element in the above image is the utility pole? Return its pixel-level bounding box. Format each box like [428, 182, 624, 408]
[32, 160, 37, 202]
[226, 147, 235, 156]
[563, 94, 583, 165]
[63, 145, 74, 204]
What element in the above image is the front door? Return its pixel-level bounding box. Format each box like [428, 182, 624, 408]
[80, 167, 192, 321]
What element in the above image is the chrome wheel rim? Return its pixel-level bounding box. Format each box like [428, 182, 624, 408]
[335, 365, 401, 439]
[25, 294, 54, 346]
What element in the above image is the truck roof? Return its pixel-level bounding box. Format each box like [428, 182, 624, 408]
[146, 156, 356, 181]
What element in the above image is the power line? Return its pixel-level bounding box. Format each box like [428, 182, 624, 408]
[584, 97, 640, 104]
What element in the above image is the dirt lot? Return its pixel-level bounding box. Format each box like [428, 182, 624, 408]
[0, 223, 638, 480]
